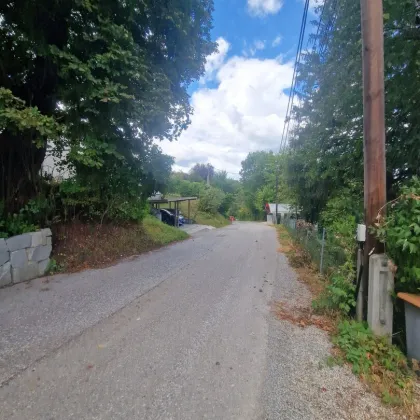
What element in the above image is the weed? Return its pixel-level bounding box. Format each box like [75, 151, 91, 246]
[46, 258, 65, 275]
[312, 268, 356, 315]
[333, 320, 414, 406]
[276, 224, 420, 415]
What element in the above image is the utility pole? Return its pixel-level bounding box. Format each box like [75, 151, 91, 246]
[360, 0, 387, 316]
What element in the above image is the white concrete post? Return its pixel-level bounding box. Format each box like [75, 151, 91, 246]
[367, 254, 394, 340]
[356, 248, 364, 321]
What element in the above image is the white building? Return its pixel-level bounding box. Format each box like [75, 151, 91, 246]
[265, 203, 294, 224]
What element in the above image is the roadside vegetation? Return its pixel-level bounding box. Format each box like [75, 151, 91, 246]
[51, 216, 188, 273]
[0, 1, 214, 266]
[275, 224, 420, 416]
[269, 1, 420, 413]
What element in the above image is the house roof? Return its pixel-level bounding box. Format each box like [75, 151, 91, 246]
[266, 203, 292, 214]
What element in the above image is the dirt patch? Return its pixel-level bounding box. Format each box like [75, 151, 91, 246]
[276, 225, 325, 298]
[52, 222, 159, 272]
[272, 301, 337, 334]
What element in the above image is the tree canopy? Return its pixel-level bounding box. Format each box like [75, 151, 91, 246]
[287, 0, 420, 222]
[0, 0, 216, 223]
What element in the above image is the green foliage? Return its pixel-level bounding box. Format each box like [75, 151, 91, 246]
[168, 166, 240, 218]
[334, 320, 408, 375]
[0, 0, 215, 221]
[194, 211, 230, 228]
[45, 258, 65, 275]
[0, 200, 40, 238]
[240, 151, 293, 220]
[189, 163, 215, 183]
[0, 88, 61, 144]
[0, 214, 38, 238]
[287, 0, 420, 221]
[212, 171, 240, 195]
[198, 186, 225, 215]
[313, 265, 356, 315]
[373, 177, 420, 293]
[333, 320, 413, 405]
[58, 171, 147, 224]
[143, 215, 188, 245]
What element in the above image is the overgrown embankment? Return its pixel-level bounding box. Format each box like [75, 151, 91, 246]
[275, 224, 420, 417]
[179, 199, 229, 228]
[51, 216, 188, 273]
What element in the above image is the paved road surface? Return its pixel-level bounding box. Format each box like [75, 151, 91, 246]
[0, 222, 393, 419]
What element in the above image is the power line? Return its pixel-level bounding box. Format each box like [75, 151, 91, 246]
[275, 0, 315, 218]
[278, 0, 310, 155]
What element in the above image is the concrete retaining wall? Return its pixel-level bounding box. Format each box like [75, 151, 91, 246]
[0, 229, 52, 287]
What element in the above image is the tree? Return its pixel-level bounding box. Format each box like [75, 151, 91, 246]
[0, 0, 216, 216]
[240, 151, 292, 219]
[198, 185, 225, 214]
[189, 163, 215, 183]
[287, 0, 420, 222]
[212, 170, 240, 194]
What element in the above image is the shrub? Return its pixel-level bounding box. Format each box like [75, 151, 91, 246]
[0, 200, 39, 238]
[333, 320, 413, 405]
[198, 186, 225, 214]
[373, 177, 420, 293]
[313, 263, 356, 315]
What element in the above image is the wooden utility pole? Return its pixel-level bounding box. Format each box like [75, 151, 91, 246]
[360, 0, 387, 315]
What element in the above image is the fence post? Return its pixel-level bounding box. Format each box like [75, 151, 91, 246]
[320, 228, 326, 275]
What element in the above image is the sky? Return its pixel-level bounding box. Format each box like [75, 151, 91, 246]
[160, 0, 320, 178]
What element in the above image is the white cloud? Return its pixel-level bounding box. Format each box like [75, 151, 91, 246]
[272, 35, 282, 47]
[160, 52, 294, 175]
[249, 39, 266, 56]
[200, 37, 230, 83]
[247, 0, 283, 17]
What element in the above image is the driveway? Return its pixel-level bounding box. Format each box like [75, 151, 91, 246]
[0, 222, 394, 419]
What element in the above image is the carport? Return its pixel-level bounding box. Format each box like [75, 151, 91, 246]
[148, 196, 198, 227]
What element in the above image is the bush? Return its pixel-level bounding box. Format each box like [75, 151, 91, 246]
[198, 186, 225, 214]
[373, 177, 420, 293]
[313, 263, 356, 315]
[58, 173, 147, 224]
[0, 200, 40, 238]
[333, 320, 413, 405]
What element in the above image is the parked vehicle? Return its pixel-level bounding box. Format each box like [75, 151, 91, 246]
[162, 208, 184, 226]
[160, 209, 175, 226]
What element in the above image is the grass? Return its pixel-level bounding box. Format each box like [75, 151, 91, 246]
[193, 211, 230, 228]
[274, 224, 420, 416]
[142, 215, 189, 245]
[161, 197, 230, 228]
[52, 215, 188, 273]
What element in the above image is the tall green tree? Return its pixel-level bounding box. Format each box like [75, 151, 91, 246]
[189, 163, 215, 182]
[240, 151, 292, 219]
[0, 0, 216, 214]
[288, 0, 420, 222]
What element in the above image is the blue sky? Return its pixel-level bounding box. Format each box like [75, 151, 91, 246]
[161, 0, 320, 177]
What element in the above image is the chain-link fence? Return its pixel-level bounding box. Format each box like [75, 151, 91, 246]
[282, 218, 347, 274]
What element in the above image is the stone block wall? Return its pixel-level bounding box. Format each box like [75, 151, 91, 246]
[0, 229, 52, 287]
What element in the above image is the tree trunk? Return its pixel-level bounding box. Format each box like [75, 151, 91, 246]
[0, 131, 46, 214]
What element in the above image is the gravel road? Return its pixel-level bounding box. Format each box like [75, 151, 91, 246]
[0, 222, 396, 419]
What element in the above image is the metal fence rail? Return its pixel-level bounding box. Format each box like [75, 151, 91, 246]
[282, 218, 346, 274]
